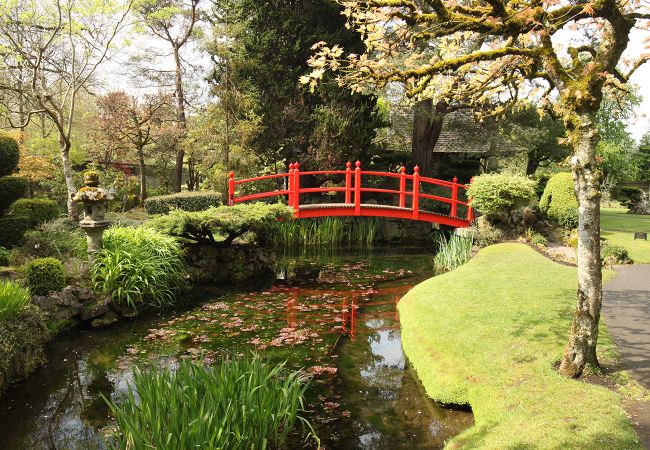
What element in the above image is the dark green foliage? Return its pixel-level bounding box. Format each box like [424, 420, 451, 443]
[467, 173, 536, 220]
[9, 198, 61, 228]
[104, 358, 314, 450]
[601, 241, 632, 265]
[0, 134, 20, 177]
[0, 176, 27, 215]
[144, 191, 222, 215]
[146, 202, 293, 246]
[24, 257, 66, 295]
[0, 247, 9, 266]
[539, 172, 579, 229]
[0, 304, 48, 392]
[0, 216, 29, 248]
[11, 218, 87, 264]
[209, 0, 387, 168]
[91, 227, 187, 309]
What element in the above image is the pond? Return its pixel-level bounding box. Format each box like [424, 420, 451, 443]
[0, 246, 473, 449]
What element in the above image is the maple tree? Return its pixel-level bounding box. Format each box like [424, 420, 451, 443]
[304, 0, 650, 377]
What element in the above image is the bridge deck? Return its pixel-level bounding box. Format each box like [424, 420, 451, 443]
[297, 203, 468, 227]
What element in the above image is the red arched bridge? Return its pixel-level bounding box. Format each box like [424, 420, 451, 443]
[228, 161, 474, 228]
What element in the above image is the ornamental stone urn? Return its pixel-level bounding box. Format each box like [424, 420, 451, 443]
[72, 171, 113, 263]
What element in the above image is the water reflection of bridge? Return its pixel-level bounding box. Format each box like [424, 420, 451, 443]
[284, 285, 411, 341]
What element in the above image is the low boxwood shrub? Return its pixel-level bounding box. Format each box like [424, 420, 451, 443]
[24, 257, 66, 295]
[0, 176, 28, 214]
[0, 216, 29, 248]
[539, 172, 579, 229]
[144, 191, 222, 215]
[104, 357, 315, 449]
[91, 227, 187, 309]
[0, 279, 31, 320]
[9, 198, 61, 228]
[0, 133, 20, 177]
[467, 173, 536, 222]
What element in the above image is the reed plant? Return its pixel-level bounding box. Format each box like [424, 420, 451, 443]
[0, 279, 31, 320]
[104, 357, 317, 450]
[433, 233, 473, 272]
[277, 217, 378, 247]
[91, 226, 187, 310]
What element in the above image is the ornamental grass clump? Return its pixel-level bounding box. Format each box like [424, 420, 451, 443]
[434, 233, 473, 272]
[0, 279, 31, 320]
[91, 227, 186, 310]
[104, 357, 316, 450]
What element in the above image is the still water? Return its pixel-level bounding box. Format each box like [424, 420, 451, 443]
[0, 246, 472, 449]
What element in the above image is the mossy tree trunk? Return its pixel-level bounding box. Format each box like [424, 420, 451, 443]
[559, 111, 603, 377]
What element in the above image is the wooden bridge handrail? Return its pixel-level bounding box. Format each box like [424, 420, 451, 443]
[228, 161, 474, 226]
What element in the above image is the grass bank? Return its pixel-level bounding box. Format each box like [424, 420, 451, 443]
[399, 243, 640, 449]
[602, 208, 650, 263]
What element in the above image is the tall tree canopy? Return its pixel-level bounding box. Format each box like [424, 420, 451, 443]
[209, 0, 388, 170]
[305, 0, 650, 377]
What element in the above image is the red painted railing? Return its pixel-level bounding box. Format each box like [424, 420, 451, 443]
[228, 161, 474, 227]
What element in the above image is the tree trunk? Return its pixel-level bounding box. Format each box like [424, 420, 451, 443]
[137, 146, 147, 207]
[412, 99, 445, 177]
[59, 135, 78, 220]
[173, 46, 187, 192]
[525, 152, 539, 176]
[559, 112, 602, 377]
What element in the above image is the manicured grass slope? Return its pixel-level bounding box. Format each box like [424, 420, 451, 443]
[602, 208, 650, 263]
[399, 243, 640, 449]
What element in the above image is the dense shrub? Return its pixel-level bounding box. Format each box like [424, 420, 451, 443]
[144, 191, 222, 215]
[0, 134, 20, 177]
[467, 173, 536, 221]
[0, 279, 31, 320]
[0, 247, 9, 266]
[0, 176, 28, 214]
[146, 202, 293, 246]
[91, 227, 187, 309]
[0, 216, 29, 248]
[11, 219, 87, 264]
[602, 241, 632, 266]
[473, 220, 504, 248]
[105, 358, 314, 450]
[539, 172, 579, 228]
[24, 257, 66, 295]
[9, 198, 61, 228]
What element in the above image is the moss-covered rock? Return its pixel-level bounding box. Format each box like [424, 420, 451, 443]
[0, 304, 49, 393]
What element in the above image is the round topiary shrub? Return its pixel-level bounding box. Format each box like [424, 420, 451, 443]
[539, 172, 579, 229]
[9, 198, 61, 228]
[0, 134, 20, 177]
[0, 215, 29, 248]
[24, 257, 66, 295]
[467, 173, 537, 222]
[0, 176, 28, 215]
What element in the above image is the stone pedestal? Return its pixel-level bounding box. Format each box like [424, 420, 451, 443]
[80, 221, 110, 263]
[72, 171, 113, 264]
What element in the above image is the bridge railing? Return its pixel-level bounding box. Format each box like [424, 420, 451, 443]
[228, 161, 474, 222]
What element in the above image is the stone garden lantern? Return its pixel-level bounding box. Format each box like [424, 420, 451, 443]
[72, 171, 112, 263]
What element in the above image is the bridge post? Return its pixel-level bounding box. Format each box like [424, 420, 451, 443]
[466, 176, 475, 222]
[354, 161, 361, 215]
[288, 163, 294, 207]
[228, 172, 235, 206]
[412, 166, 420, 219]
[399, 165, 406, 208]
[345, 161, 352, 204]
[293, 163, 301, 212]
[451, 176, 458, 218]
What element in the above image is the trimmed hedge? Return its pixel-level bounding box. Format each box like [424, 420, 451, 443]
[0, 176, 27, 214]
[144, 191, 221, 215]
[0, 216, 29, 248]
[9, 198, 60, 228]
[539, 172, 578, 229]
[0, 134, 20, 177]
[24, 257, 66, 295]
[466, 173, 536, 219]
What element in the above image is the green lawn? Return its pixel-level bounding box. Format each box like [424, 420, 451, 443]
[602, 208, 650, 263]
[399, 243, 640, 449]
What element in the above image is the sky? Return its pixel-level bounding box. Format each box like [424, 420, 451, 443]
[626, 29, 650, 141]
